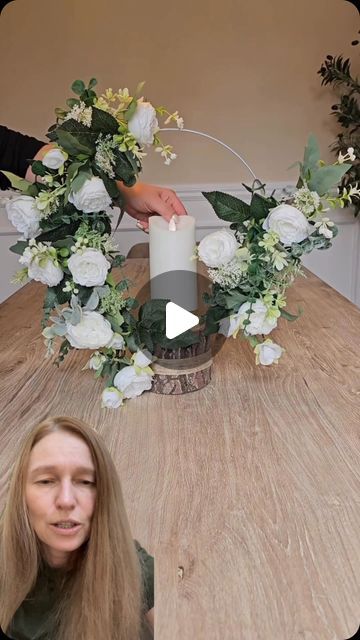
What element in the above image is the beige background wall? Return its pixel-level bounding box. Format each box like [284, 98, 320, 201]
[0, 0, 358, 186]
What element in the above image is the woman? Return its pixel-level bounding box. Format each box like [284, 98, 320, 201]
[0, 124, 187, 231]
[0, 416, 154, 640]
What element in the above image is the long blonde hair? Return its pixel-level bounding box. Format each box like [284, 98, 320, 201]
[0, 416, 142, 640]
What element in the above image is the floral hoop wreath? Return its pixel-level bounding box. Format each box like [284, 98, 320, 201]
[2, 78, 357, 408]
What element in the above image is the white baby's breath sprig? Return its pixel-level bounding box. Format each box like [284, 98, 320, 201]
[65, 101, 93, 127]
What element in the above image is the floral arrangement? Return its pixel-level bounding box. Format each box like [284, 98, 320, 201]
[2, 78, 356, 407]
[197, 136, 357, 365]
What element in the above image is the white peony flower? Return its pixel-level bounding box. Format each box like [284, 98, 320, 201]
[107, 332, 125, 350]
[219, 300, 278, 338]
[42, 148, 68, 170]
[66, 311, 113, 349]
[6, 195, 41, 239]
[68, 176, 112, 213]
[198, 229, 239, 268]
[132, 349, 152, 368]
[262, 204, 311, 246]
[88, 351, 107, 370]
[101, 387, 124, 409]
[254, 340, 284, 365]
[27, 258, 63, 287]
[68, 248, 111, 287]
[114, 365, 153, 399]
[128, 98, 159, 145]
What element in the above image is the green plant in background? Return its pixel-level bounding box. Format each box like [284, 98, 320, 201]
[318, 53, 360, 215]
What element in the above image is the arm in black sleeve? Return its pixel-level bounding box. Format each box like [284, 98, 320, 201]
[0, 125, 45, 191]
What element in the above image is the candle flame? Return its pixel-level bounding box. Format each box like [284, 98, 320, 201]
[168, 215, 178, 232]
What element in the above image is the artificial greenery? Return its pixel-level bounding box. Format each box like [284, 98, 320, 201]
[318, 54, 360, 215]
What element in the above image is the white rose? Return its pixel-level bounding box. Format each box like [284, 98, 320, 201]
[128, 98, 159, 145]
[6, 195, 41, 239]
[262, 204, 311, 246]
[68, 176, 112, 213]
[42, 148, 67, 170]
[114, 365, 153, 399]
[198, 229, 239, 268]
[27, 258, 63, 287]
[239, 300, 277, 336]
[101, 387, 124, 409]
[68, 248, 111, 287]
[88, 351, 107, 371]
[66, 311, 113, 349]
[132, 349, 152, 368]
[107, 333, 125, 350]
[219, 300, 277, 338]
[255, 340, 283, 365]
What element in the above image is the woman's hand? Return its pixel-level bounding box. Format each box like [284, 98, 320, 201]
[117, 181, 187, 232]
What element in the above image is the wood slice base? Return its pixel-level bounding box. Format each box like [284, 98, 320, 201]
[151, 338, 213, 394]
[151, 362, 212, 395]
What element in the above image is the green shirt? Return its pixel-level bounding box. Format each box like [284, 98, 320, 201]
[5, 541, 154, 640]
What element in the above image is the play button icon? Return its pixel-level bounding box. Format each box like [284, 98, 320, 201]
[165, 302, 199, 339]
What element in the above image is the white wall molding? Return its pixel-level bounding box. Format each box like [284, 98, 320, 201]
[1, 185, 359, 306]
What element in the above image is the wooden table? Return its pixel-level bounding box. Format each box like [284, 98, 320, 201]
[0, 260, 360, 640]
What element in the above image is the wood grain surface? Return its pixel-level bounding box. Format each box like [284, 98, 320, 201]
[0, 260, 359, 640]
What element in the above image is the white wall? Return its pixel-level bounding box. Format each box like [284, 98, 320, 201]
[1, 185, 359, 307]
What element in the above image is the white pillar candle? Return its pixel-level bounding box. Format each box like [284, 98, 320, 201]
[149, 215, 198, 311]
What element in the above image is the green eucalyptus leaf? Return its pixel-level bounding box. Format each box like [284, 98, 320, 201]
[84, 290, 100, 311]
[307, 163, 351, 196]
[88, 77, 98, 89]
[53, 324, 68, 336]
[71, 79, 86, 96]
[303, 134, 321, 173]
